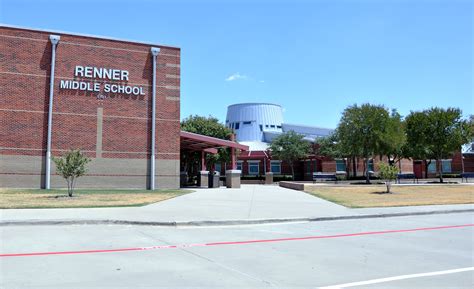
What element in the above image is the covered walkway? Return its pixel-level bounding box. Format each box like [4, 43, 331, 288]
[180, 131, 248, 187]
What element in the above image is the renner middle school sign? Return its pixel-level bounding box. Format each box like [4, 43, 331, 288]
[59, 66, 146, 96]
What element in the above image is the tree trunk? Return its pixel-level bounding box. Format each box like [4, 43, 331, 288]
[69, 176, 74, 197]
[386, 181, 391, 194]
[365, 158, 370, 184]
[352, 156, 357, 178]
[437, 158, 443, 183]
[66, 178, 71, 197]
[345, 158, 349, 177]
[424, 160, 429, 179]
[290, 162, 295, 181]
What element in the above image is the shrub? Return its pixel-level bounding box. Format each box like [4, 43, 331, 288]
[52, 149, 91, 197]
[378, 163, 399, 193]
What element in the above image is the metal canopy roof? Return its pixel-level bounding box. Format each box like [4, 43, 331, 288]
[180, 131, 249, 154]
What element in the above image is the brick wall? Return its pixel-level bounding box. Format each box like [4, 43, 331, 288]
[452, 152, 463, 173]
[0, 26, 180, 188]
[462, 155, 474, 172]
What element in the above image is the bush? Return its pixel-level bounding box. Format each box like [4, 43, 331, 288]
[437, 174, 461, 178]
[347, 175, 380, 181]
[52, 149, 91, 197]
[273, 175, 294, 182]
[379, 163, 399, 193]
[336, 174, 347, 181]
[241, 175, 264, 180]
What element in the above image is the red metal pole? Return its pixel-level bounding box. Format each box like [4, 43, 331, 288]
[201, 151, 206, 171]
[230, 133, 236, 169]
[231, 148, 236, 170]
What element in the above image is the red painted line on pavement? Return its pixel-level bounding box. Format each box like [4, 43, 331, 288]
[1, 224, 472, 258]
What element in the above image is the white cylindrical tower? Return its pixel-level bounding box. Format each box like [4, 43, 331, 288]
[226, 103, 283, 142]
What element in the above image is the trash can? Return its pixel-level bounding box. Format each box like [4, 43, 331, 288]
[199, 171, 209, 188]
[208, 171, 220, 188]
[213, 171, 220, 188]
[180, 171, 187, 187]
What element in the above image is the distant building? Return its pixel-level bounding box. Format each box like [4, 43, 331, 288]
[461, 142, 474, 173]
[219, 103, 347, 180]
[221, 103, 473, 180]
[219, 102, 453, 181]
[226, 103, 333, 149]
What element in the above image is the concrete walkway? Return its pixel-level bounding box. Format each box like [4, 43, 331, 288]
[1, 185, 472, 226]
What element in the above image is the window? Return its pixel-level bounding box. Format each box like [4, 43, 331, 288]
[442, 160, 452, 173]
[277, 125, 282, 129]
[248, 162, 259, 175]
[270, 125, 275, 128]
[428, 161, 436, 173]
[270, 161, 281, 174]
[236, 161, 243, 171]
[259, 125, 263, 131]
[368, 159, 374, 172]
[305, 160, 311, 174]
[243, 121, 251, 125]
[265, 125, 269, 128]
[336, 159, 346, 172]
[214, 163, 221, 174]
[235, 122, 240, 130]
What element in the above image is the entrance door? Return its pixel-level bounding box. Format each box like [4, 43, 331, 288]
[413, 161, 423, 179]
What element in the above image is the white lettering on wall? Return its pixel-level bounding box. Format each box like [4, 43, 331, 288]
[60, 80, 70, 89]
[74, 66, 130, 81]
[61, 66, 146, 97]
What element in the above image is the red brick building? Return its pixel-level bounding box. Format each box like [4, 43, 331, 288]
[231, 151, 415, 181]
[0, 25, 181, 188]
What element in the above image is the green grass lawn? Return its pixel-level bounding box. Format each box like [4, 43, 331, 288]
[0, 188, 192, 209]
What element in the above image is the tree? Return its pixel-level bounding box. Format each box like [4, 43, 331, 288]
[315, 133, 351, 175]
[404, 111, 435, 179]
[315, 133, 343, 159]
[52, 149, 91, 197]
[181, 115, 233, 172]
[405, 107, 473, 183]
[269, 131, 310, 180]
[380, 110, 406, 165]
[378, 163, 399, 193]
[336, 104, 399, 184]
[181, 115, 232, 140]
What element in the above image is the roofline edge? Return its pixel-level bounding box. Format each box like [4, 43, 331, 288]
[0, 23, 180, 50]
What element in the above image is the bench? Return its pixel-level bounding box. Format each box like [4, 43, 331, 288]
[461, 172, 474, 183]
[313, 173, 338, 184]
[396, 173, 418, 184]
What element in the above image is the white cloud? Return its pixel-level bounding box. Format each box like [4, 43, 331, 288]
[225, 72, 247, 81]
[259, 80, 265, 83]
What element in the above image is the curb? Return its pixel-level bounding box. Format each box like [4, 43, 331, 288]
[1, 209, 473, 227]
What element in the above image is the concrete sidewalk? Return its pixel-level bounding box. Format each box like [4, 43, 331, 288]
[1, 185, 473, 226]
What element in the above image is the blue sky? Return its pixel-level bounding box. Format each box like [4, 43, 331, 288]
[1, 0, 472, 128]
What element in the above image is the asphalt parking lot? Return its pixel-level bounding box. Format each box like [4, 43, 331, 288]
[1, 213, 473, 288]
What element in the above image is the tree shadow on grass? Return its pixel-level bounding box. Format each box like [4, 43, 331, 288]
[350, 182, 385, 185]
[46, 195, 81, 199]
[370, 191, 393, 195]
